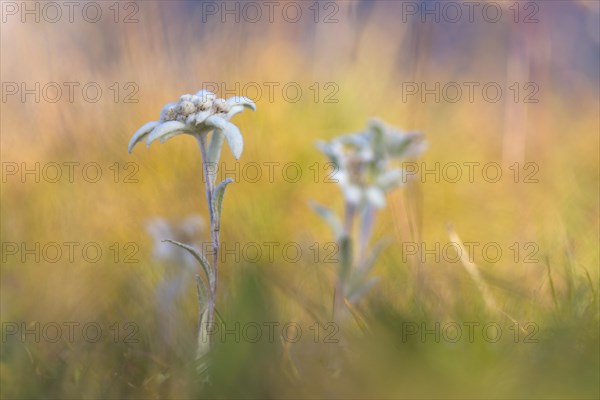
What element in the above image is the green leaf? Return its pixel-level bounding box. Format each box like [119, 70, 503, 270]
[162, 239, 213, 287]
[212, 178, 234, 230]
[310, 201, 343, 239]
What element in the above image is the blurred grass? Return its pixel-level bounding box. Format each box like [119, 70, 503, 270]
[1, 1, 599, 398]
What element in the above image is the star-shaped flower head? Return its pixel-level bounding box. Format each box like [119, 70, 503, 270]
[318, 118, 426, 208]
[128, 90, 256, 159]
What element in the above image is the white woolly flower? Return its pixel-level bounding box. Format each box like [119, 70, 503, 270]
[128, 90, 256, 159]
[318, 118, 425, 208]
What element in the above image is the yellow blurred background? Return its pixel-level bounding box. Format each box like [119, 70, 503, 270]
[1, 1, 598, 398]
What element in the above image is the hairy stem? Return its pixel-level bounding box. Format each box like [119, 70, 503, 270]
[197, 133, 218, 352]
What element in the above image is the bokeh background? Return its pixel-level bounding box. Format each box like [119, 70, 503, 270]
[1, 0, 599, 398]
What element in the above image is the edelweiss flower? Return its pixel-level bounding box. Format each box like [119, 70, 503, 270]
[128, 90, 256, 159]
[318, 118, 426, 208]
[146, 214, 205, 269]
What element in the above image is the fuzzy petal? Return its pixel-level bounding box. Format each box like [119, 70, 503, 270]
[159, 102, 178, 121]
[128, 121, 159, 153]
[195, 110, 214, 125]
[226, 96, 256, 117]
[366, 187, 386, 208]
[376, 169, 405, 191]
[221, 122, 244, 160]
[204, 115, 244, 159]
[195, 90, 216, 102]
[204, 115, 228, 130]
[344, 185, 363, 205]
[186, 114, 197, 125]
[146, 121, 190, 146]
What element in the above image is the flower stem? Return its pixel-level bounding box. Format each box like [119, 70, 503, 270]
[334, 201, 356, 319]
[197, 133, 218, 353]
[358, 205, 375, 266]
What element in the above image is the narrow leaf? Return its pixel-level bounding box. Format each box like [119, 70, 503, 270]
[196, 274, 209, 310]
[212, 178, 234, 230]
[162, 239, 213, 287]
[196, 309, 211, 362]
[310, 201, 343, 239]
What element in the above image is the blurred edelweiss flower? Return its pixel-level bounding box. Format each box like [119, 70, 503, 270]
[317, 118, 426, 208]
[146, 214, 205, 269]
[128, 90, 256, 159]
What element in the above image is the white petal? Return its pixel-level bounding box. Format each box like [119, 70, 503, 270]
[128, 121, 159, 153]
[204, 115, 228, 130]
[207, 130, 225, 166]
[221, 123, 244, 160]
[227, 105, 245, 118]
[195, 110, 214, 125]
[205, 116, 246, 159]
[195, 90, 216, 102]
[333, 170, 348, 185]
[160, 102, 178, 121]
[226, 96, 256, 111]
[344, 185, 363, 205]
[366, 187, 386, 208]
[376, 169, 405, 191]
[146, 121, 189, 146]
